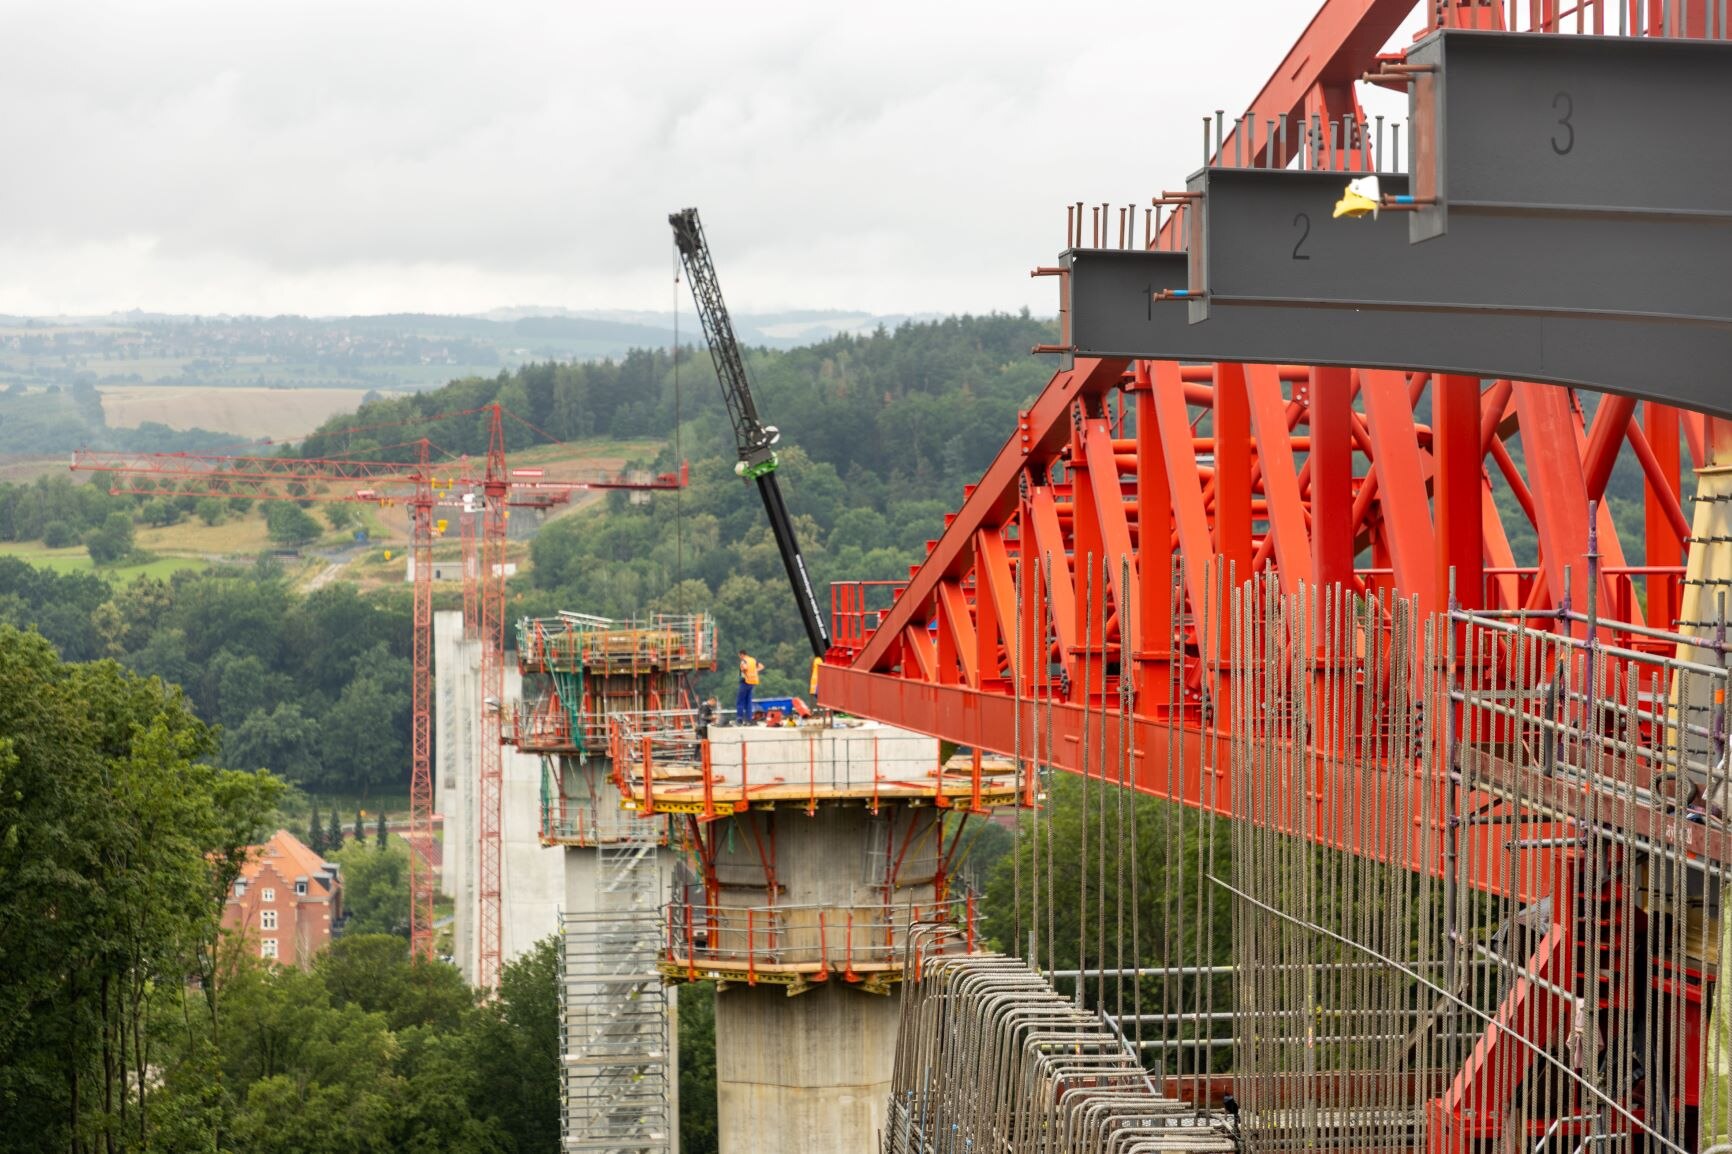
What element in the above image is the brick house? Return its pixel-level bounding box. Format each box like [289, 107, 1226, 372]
[223, 829, 343, 967]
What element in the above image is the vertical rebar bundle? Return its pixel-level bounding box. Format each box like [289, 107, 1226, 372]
[1221, 573, 1731, 1154]
[883, 930, 1237, 1154]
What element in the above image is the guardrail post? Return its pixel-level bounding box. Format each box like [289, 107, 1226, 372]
[701, 740, 715, 820]
[683, 900, 697, 981]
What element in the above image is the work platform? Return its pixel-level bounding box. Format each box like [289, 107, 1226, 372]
[608, 713, 1020, 815]
[509, 612, 716, 760]
[601, 708, 1017, 1154]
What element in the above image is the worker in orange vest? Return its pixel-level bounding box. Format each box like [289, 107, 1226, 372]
[736, 649, 764, 724]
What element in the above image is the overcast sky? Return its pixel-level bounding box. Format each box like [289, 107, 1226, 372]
[0, 1, 1420, 319]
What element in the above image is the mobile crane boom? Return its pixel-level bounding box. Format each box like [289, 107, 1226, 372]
[669, 207, 830, 658]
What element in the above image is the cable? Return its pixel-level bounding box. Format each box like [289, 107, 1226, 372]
[673, 239, 684, 611]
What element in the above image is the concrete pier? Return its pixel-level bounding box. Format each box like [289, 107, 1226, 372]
[625, 718, 1007, 1154]
[434, 610, 563, 982]
[715, 983, 897, 1153]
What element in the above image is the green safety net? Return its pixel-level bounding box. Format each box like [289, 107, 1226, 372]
[549, 667, 585, 757]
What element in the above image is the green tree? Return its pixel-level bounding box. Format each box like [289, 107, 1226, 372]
[324, 504, 357, 532]
[195, 496, 227, 526]
[227, 702, 321, 783]
[679, 983, 719, 1154]
[40, 518, 74, 548]
[353, 808, 365, 844]
[140, 497, 179, 527]
[333, 838, 410, 938]
[319, 668, 409, 790]
[308, 798, 326, 855]
[265, 502, 321, 547]
[0, 625, 281, 1152]
[376, 810, 388, 849]
[84, 509, 135, 564]
[319, 932, 472, 1031]
[469, 935, 561, 1153]
[326, 808, 344, 854]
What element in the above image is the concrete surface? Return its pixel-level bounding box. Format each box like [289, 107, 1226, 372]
[715, 982, 896, 1154]
[435, 610, 564, 984]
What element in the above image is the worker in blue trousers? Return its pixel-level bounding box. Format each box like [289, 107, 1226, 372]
[736, 649, 764, 724]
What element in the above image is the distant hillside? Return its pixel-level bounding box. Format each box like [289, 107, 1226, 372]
[295, 310, 1061, 698]
[0, 308, 946, 402]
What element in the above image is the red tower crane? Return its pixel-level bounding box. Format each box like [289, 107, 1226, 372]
[74, 404, 686, 989]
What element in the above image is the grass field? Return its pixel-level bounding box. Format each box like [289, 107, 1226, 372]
[0, 540, 209, 580]
[135, 515, 276, 556]
[0, 455, 72, 483]
[98, 385, 376, 440]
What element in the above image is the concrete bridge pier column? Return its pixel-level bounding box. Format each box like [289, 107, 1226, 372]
[716, 983, 896, 1154]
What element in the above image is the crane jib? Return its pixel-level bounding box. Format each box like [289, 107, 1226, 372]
[670, 206, 831, 659]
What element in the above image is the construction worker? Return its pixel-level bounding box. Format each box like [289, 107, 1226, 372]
[736, 649, 764, 724]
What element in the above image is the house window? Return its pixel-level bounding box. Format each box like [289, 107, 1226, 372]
[260, 938, 278, 960]
[295, 880, 308, 896]
[260, 888, 275, 903]
[233, 880, 247, 897]
[261, 909, 278, 931]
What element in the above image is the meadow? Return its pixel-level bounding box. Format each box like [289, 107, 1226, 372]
[98, 384, 377, 440]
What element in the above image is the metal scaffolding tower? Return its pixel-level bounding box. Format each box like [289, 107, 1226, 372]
[559, 824, 673, 1154]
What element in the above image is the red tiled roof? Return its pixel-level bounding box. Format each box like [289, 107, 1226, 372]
[239, 829, 332, 887]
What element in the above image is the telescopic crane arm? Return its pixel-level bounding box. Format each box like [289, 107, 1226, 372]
[669, 207, 830, 658]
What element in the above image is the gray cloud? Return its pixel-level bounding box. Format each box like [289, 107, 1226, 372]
[0, 0, 1419, 317]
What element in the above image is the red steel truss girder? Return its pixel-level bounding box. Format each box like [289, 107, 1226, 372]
[828, 358, 1690, 716]
[821, 665, 1606, 902]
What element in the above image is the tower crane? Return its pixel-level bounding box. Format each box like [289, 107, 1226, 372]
[74, 405, 686, 989]
[669, 208, 831, 659]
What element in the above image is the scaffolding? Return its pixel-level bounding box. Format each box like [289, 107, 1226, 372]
[560, 821, 673, 1154]
[512, 615, 717, 850]
[509, 612, 704, 1151]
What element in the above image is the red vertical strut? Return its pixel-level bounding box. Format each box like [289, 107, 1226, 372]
[476, 404, 510, 992]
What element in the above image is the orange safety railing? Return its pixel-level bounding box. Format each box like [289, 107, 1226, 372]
[661, 891, 981, 979]
[504, 693, 576, 751]
[538, 765, 667, 847]
[516, 612, 717, 674]
[829, 580, 906, 657]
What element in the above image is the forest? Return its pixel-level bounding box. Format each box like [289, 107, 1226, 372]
[0, 625, 559, 1152]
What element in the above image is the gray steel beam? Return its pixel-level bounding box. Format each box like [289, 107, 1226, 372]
[1185, 167, 1732, 327]
[1064, 246, 1732, 418]
[1406, 29, 1732, 242]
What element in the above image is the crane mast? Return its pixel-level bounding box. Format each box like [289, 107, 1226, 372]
[669, 207, 830, 659]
